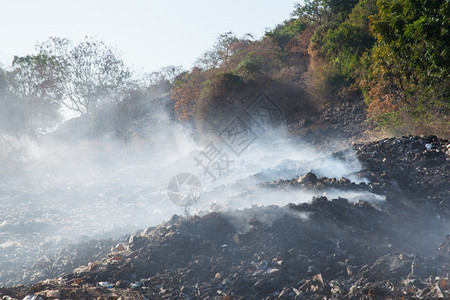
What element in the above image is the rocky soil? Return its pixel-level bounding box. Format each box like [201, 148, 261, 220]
[288, 97, 375, 148]
[0, 134, 448, 299]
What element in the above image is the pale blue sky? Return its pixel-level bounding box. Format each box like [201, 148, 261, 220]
[0, 0, 299, 72]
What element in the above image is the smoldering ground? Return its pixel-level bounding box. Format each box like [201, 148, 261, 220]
[3, 82, 447, 289]
[0, 98, 389, 287]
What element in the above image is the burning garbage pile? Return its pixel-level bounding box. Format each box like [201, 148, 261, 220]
[0, 136, 448, 299]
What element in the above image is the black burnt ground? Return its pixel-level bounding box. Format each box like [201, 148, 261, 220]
[289, 98, 373, 146]
[355, 136, 449, 211]
[0, 136, 448, 299]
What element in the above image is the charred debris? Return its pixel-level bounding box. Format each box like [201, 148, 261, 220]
[1, 135, 448, 299]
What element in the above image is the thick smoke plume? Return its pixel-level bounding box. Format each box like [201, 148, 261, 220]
[0, 85, 385, 287]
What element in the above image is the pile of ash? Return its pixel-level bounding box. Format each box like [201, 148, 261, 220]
[0, 136, 448, 299]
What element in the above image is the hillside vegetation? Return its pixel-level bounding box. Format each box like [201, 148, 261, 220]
[172, 0, 449, 136]
[0, 0, 448, 143]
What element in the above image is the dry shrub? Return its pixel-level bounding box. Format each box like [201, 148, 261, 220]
[195, 73, 316, 135]
[226, 39, 281, 75]
[171, 67, 214, 121]
[285, 28, 314, 66]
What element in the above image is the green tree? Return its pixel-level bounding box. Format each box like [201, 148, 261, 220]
[195, 32, 253, 70]
[19, 37, 134, 115]
[235, 53, 264, 79]
[293, 0, 328, 25]
[362, 0, 449, 132]
[265, 19, 307, 50]
[293, 0, 360, 25]
[316, 0, 377, 94]
[141, 65, 184, 97]
[3, 55, 61, 136]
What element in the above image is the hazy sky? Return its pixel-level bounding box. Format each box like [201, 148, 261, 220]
[0, 0, 299, 73]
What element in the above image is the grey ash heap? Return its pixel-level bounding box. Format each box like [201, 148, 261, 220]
[0, 135, 448, 299]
